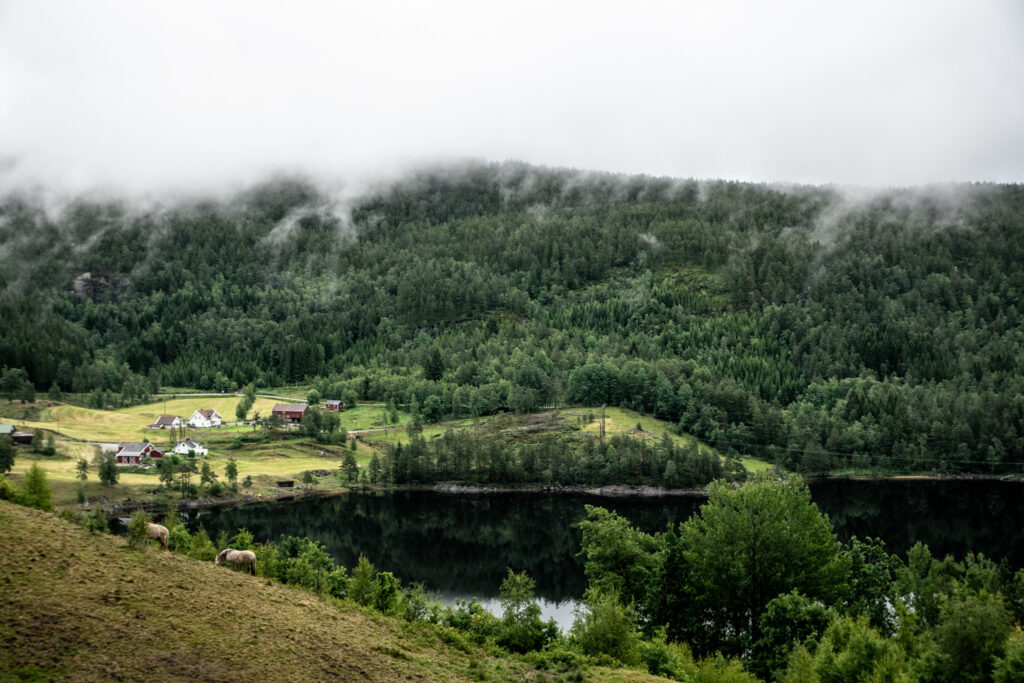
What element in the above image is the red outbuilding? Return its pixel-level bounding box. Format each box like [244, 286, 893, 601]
[272, 403, 309, 423]
[115, 442, 157, 465]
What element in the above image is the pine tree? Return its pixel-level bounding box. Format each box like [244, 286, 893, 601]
[19, 463, 53, 511]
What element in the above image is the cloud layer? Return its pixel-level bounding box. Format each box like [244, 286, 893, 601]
[2, 0, 1023, 193]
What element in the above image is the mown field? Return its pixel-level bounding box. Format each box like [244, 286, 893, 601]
[0, 396, 283, 443]
[0, 501, 663, 682]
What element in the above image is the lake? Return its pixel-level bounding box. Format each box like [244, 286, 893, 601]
[184, 480, 1024, 628]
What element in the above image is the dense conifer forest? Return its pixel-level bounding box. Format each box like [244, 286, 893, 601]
[2, 163, 1023, 474]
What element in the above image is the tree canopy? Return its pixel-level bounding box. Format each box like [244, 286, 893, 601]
[2, 164, 1024, 475]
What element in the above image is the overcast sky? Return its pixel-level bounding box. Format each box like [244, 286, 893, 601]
[1, 0, 1022, 194]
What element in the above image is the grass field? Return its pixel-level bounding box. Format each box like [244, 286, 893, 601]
[7, 448, 164, 505]
[338, 402, 412, 431]
[0, 501, 666, 681]
[0, 396, 282, 443]
[4, 444, 352, 507]
[575, 407, 772, 473]
[358, 416, 488, 448]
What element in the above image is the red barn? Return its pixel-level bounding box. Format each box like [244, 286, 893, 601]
[115, 442, 156, 465]
[324, 400, 344, 411]
[272, 403, 309, 423]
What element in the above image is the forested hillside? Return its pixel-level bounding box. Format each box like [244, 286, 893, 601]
[2, 163, 1023, 474]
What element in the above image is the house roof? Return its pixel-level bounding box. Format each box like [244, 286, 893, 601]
[0, 424, 14, 435]
[179, 439, 203, 448]
[325, 400, 342, 406]
[197, 409, 219, 418]
[151, 415, 178, 426]
[272, 403, 308, 413]
[117, 442, 152, 457]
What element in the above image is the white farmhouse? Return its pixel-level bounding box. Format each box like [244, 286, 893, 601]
[187, 409, 223, 428]
[173, 439, 208, 456]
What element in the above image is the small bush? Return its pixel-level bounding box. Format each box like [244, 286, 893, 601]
[188, 526, 218, 561]
[692, 653, 759, 682]
[348, 555, 377, 606]
[496, 569, 549, 653]
[524, 645, 587, 674]
[442, 598, 500, 644]
[0, 475, 18, 501]
[230, 528, 255, 550]
[83, 508, 108, 534]
[374, 571, 401, 614]
[640, 629, 697, 679]
[167, 525, 192, 552]
[253, 542, 279, 579]
[126, 509, 152, 549]
[436, 626, 473, 654]
[570, 590, 642, 667]
[275, 535, 348, 597]
[401, 582, 433, 622]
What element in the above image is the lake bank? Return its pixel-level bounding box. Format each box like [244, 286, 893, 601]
[95, 469, 1024, 518]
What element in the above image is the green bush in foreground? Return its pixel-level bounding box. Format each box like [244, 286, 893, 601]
[8, 463, 54, 512]
[126, 509, 152, 549]
[496, 569, 553, 653]
[571, 589, 642, 667]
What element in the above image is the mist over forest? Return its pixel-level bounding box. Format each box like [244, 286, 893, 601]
[2, 162, 1023, 474]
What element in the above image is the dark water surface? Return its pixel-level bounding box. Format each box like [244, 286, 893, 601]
[185, 480, 1024, 609]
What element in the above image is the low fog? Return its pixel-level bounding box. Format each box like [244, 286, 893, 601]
[1, 1, 1023, 195]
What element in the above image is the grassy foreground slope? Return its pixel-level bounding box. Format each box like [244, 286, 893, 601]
[0, 501, 662, 682]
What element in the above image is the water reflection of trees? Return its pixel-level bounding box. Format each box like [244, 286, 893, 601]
[189, 482, 1024, 601]
[810, 480, 1024, 567]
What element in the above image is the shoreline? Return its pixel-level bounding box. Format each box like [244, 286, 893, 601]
[94, 470, 1024, 517]
[103, 487, 351, 517]
[803, 472, 1024, 483]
